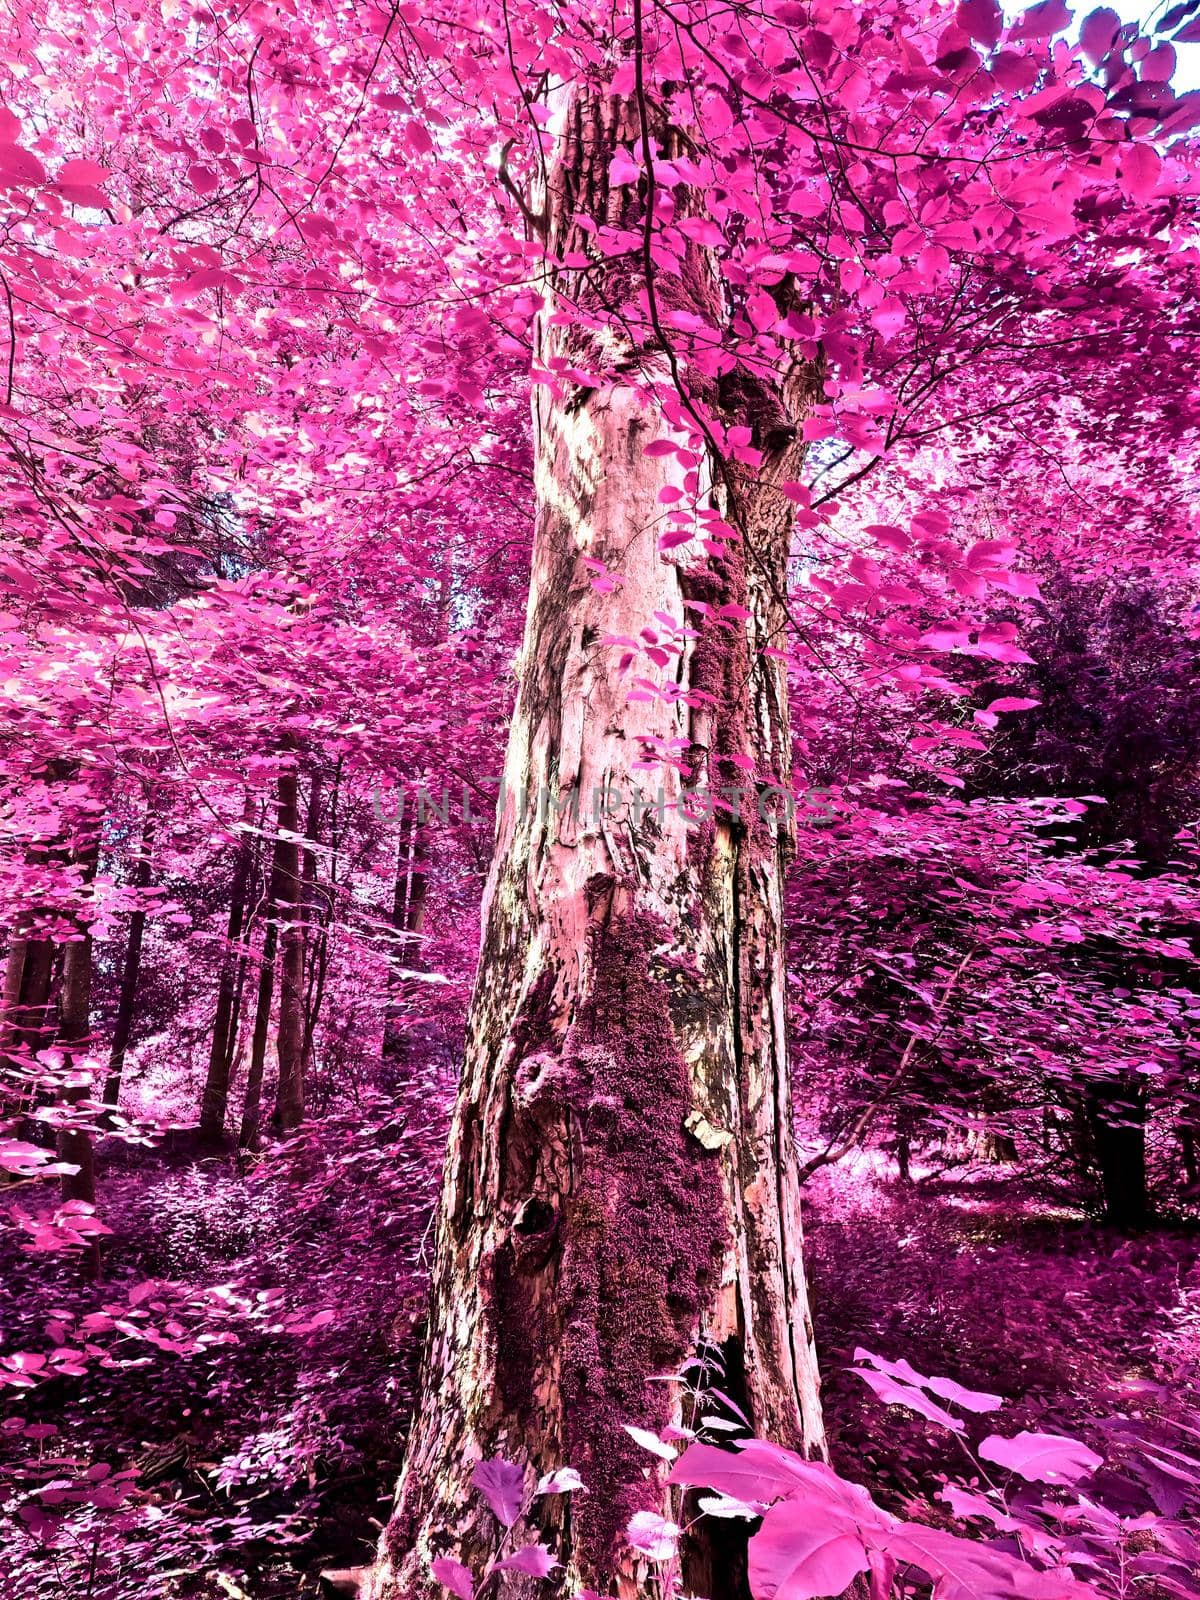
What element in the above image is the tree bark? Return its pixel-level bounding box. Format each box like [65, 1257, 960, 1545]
[102, 810, 156, 1117]
[200, 793, 257, 1141]
[370, 79, 823, 1600]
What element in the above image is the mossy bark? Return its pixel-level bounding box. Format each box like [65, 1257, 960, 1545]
[369, 83, 823, 1600]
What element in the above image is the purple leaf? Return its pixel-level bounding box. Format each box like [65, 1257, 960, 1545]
[430, 1557, 474, 1600]
[471, 1457, 525, 1526]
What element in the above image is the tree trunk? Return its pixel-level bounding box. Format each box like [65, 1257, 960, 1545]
[382, 801, 430, 1077]
[369, 80, 823, 1600]
[56, 833, 101, 1277]
[240, 761, 303, 1149]
[3, 935, 55, 1089]
[200, 793, 257, 1141]
[1, 932, 27, 1049]
[237, 918, 277, 1152]
[272, 763, 306, 1133]
[1087, 1077, 1150, 1228]
[1181, 1121, 1199, 1190]
[102, 811, 156, 1117]
[57, 935, 96, 1208]
[220, 807, 267, 1106]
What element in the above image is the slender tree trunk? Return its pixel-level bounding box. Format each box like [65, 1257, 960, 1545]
[370, 81, 822, 1600]
[240, 762, 303, 1149]
[1181, 1121, 1199, 1190]
[297, 772, 325, 1078]
[102, 811, 156, 1116]
[200, 793, 257, 1141]
[382, 802, 430, 1075]
[5, 936, 55, 1081]
[237, 917, 277, 1152]
[56, 833, 101, 1278]
[272, 764, 306, 1133]
[1, 932, 27, 1050]
[220, 809, 267, 1098]
[57, 936, 96, 1208]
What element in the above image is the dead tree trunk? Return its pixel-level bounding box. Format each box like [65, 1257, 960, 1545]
[370, 79, 823, 1600]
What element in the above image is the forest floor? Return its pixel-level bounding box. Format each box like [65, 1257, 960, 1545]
[2, 1124, 1198, 1599]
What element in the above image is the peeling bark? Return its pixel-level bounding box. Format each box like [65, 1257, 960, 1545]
[370, 81, 823, 1600]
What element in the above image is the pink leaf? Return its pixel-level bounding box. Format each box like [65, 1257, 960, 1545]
[1079, 6, 1121, 60]
[57, 158, 109, 184]
[956, 0, 1004, 46]
[536, 1466, 585, 1495]
[978, 1431, 1103, 1484]
[852, 1367, 966, 1432]
[983, 697, 1040, 715]
[624, 1424, 677, 1460]
[925, 1375, 1004, 1414]
[1119, 144, 1162, 204]
[493, 1544, 558, 1578]
[626, 1510, 681, 1561]
[0, 143, 45, 185]
[749, 1499, 872, 1600]
[1010, 0, 1073, 40]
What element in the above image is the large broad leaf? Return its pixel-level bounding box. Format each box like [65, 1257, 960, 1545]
[748, 1499, 872, 1600]
[471, 1457, 525, 1526]
[669, 1438, 884, 1515]
[978, 1431, 1103, 1485]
